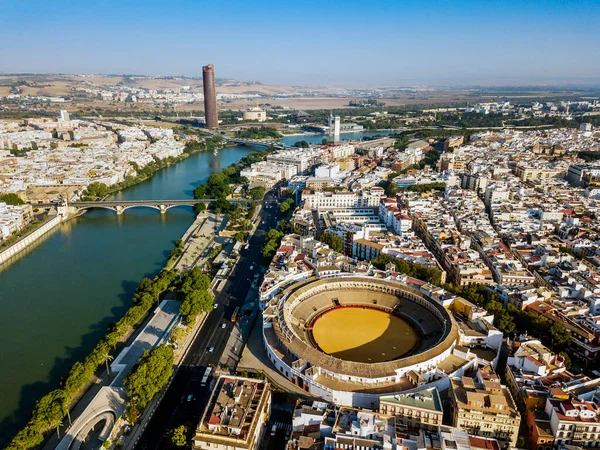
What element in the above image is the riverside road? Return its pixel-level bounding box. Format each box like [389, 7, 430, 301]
[134, 191, 279, 450]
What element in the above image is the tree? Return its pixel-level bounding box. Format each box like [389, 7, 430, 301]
[171, 425, 188, 447]
[495, 312, 516, 334]
[293, 140, 310, 148]
[179, 267, 211, 294]
[382, 179, 400, 197]
[7, 424, 44, 450]
[195, 202, 206, 213]
[64, 361, 94, 397]
[215, 198, 231, 213]
[180, 289, 213, 324]
[125, 399, 140, 425]
[548, 322, 572, 350]
[319, 232, 343, 252]
[278, 220, 291, 234]
[124, 344, 174, 409]
[322, 138, 328, 145]
[169, 326, 187, 346]
[559, 351, 572, 369]
[234, 231, 249, 243]
[103, 352, 114, 375]
[279, 198, 295, 217]
[400, 182, 446, 193]
[249, 186, 266, 200]
[31, 389, 67, 436]
[0, 193, 24, 205]
[85, 182, 108, 198]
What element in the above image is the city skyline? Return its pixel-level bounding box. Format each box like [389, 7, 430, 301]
[2, 1, 600, 449]
[1, 0, 599, 86]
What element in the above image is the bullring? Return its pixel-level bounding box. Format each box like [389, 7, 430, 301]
[262, 276, 460, 407]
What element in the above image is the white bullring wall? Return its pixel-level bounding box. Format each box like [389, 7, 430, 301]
[261, 275, 466, 408]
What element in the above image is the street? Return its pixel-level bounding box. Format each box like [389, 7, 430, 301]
[134, 192, 280, 449]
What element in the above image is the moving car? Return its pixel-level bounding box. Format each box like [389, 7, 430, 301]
[221, 323, 226, 329]
[271, 425, 277, 436]
[208, 346, 214, 352]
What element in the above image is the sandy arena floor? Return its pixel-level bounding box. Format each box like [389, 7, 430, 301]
[311, 307, 418, 363]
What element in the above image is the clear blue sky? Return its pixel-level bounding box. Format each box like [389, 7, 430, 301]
[1, 0, 598, 86]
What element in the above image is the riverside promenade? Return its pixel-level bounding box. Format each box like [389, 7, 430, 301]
[43, 211, 227, 450]
[55, 300, 180, 450]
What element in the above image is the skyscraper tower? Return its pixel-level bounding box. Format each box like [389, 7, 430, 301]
[202, 64, 218, 129]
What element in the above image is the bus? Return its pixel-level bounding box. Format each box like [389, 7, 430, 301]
[231, 306, 240, 323]
[200, 367, 212, 387]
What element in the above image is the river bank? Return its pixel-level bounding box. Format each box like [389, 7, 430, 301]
[0, 135, 224, 269]
[0, 214, 66, 267]
[0, 145, 252, 447]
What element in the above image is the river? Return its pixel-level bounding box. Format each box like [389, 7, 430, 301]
[279, 130, 392, 146]
[0, 145, 251, 445]
[0, 130, 391, 444]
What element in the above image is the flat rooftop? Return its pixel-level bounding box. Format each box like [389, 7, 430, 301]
[195, 376, 270, 447]
[380, 387, 443, 413]
[112, 299, 179, 386]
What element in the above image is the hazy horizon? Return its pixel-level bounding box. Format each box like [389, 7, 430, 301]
[1, 0, 599, 87]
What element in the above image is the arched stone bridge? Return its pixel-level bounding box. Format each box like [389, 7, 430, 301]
[40, 199, 237, 215]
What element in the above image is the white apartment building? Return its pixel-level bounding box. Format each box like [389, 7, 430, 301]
[240, 161, 298, 188]
[329, 144, 355, 159]
[303, 187, 385, 209]
[315, 163, 340, 178]
[267, 148, 326, 174]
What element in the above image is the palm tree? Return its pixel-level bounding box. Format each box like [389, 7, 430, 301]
[59, 391, 72, 427]
[54, 419, 64, 439]
[103, 353, 114, 376]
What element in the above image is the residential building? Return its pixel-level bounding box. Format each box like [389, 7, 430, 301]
[450, 368, 521, 448]
[193, 376, 271, 450]
[545, 397, 600, 448]
[379, 388, 443, 432]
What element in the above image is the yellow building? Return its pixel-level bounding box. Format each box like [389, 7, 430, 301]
[450, 369, 521, 448]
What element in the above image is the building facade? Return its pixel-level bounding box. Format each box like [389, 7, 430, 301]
[450, 370, 521, 448]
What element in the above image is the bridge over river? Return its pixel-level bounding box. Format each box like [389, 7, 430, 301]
[38, 199, 236, 215]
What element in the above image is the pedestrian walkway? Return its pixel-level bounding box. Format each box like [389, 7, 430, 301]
[56, 301, 179, 450]
[173, 212, 228, 271]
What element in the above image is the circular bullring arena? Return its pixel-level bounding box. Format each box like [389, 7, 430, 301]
[265, 276, 459, 400]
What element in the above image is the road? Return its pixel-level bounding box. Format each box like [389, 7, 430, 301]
[134, 192, 280, 450]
